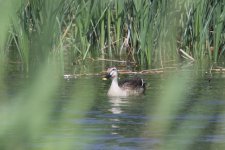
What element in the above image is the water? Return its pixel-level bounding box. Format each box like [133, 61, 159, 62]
[3, 63, 225, 150]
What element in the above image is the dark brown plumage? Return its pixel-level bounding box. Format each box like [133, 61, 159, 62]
[119, 77, 146, 91]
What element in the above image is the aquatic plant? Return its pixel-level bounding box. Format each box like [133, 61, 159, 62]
[3, 0, 224, 70]
[179, 0, 225, 62]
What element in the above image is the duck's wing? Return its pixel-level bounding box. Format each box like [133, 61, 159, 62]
[119, 77, 146, 90]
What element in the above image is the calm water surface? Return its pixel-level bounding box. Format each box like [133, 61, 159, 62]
[5, 64, 225, 150]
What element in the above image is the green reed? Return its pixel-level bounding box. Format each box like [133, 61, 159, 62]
[0, 1, 97, 150]
[5, 0, 225, 69]
[180, 0, 225, 63]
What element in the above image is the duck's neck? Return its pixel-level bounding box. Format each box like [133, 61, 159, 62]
[108, 76, 127, 96]
[111, 77, 119, 88]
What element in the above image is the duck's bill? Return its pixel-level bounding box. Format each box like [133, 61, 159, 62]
[102, 74, 111, 80]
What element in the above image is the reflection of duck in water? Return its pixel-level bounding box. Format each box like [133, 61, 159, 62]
[108, 97, 128, 114]
[103, 67, 146, 97]
[108, 97, 129, 135]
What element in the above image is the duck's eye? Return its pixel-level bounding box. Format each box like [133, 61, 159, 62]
[112, 68, 116, 71]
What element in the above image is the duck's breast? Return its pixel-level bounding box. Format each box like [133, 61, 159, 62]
[107, 86, 127, 97]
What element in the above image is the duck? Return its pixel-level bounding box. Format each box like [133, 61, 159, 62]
[103, 67, 146, 97]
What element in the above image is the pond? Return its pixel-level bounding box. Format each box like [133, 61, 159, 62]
[3, 62, 225, 150]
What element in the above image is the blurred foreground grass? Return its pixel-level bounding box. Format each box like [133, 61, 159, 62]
[0, 1, 96, 150]
[0, 64, 97, 150]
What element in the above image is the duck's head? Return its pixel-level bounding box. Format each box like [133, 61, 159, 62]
[103, 67, 118, 80]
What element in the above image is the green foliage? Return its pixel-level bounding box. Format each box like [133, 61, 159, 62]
[3, 0, 225, 69]
[180, 0, 225, 62]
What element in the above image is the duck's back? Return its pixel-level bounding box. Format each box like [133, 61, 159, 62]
[119, 77, 146, 95]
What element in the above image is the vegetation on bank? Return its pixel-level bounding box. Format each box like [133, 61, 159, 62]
[2, 0, 225, 72]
